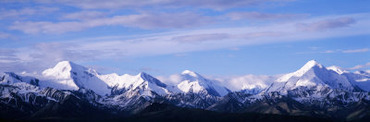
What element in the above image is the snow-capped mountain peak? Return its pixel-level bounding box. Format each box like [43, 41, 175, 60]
[41, 61, 110, 96]
[303, 60, 321, 67]
[42, 61, 99, 78]
[180, 70, 212, 84]
[138, 72, 167, 88]
[277, 60, 323, 82]
[268, 60, 355, 94]
[177, 70, 230, 97]
[181, 70, 200, 77]
[115, 72, 170, 97]
[42, 61, 77, 77]
[294, 60, 322, 76]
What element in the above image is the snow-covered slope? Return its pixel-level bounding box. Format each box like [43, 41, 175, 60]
[1, 60, 370, 120]
[326, 65, 370, 91]
[1, 72, 40, 86]
[266, 60, 356, 94]
[99, 72, 170, 96]
[343, 71, 370, 92]
[41, 61, 171, 97]
[177, 70, 230, 97]
[326, 66, 349, 74]
[351, 71, 370, 91]
[41, 61, 110, 96]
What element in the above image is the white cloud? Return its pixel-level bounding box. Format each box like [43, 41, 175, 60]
[10, 21, 86, 34]
[172, 33, 230, 43]
[227, 12, 306, 20]
[297, 17, 356, 31]
[348, 62, 370, 70]
[321, 50, 335, 53]
[319, 48, 369, 54]
[342, 48, 369, 53]
[30, 0, 291, 10]
[222, 74, 277, 91]
[2, 13, 370, 73]
[62, 11, 107, 20]
[0, 7, 59, 20]
[156, 74, 183, 85]
[157, 73, 279, 91]
[308, 46, 320, 50]
[9, 11, 309, 34]
[203, 74, 281, 91]
[0, 32, 11, 39]
[10, 12, 212, 34]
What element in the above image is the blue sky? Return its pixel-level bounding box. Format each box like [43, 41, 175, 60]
[0, 0, 369, 76]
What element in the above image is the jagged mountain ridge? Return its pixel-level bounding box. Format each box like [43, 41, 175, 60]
[41, 61, 172, 97]
[33, 60, 370, 96]
[208, 60, 370, 120]
[40, 61, 231, 98]
[266, 60, 358, 94]
[0, 60, 369, 120]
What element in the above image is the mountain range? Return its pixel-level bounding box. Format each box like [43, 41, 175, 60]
[0, 60, 369, 121]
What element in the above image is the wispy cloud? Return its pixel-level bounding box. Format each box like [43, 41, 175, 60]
[0, 32, 11, 39]
[297, 17, 356, 31]
[9, 12, 212, 34]
[229, 47, 240, 51]
[321, 50, 336, 54]
[62, 11, 107, 20]
[8, 11, 308, 34]
[320, 48, 369, 54]
[0, 7, 59, 20]
[308, 46, 320, 50]
[0, 49, 19, 63]
[227, 12, 306, 20]
[342, 48, 369, 53]
[28, 0, 291, 10]
[0, 42, 103, 73]
[221, 74, 276, 91]
[172, 33, 230, 43]
[348, 62, 370, 70]
[2, 13, 370, 73]
[156, 74, 183, 85]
